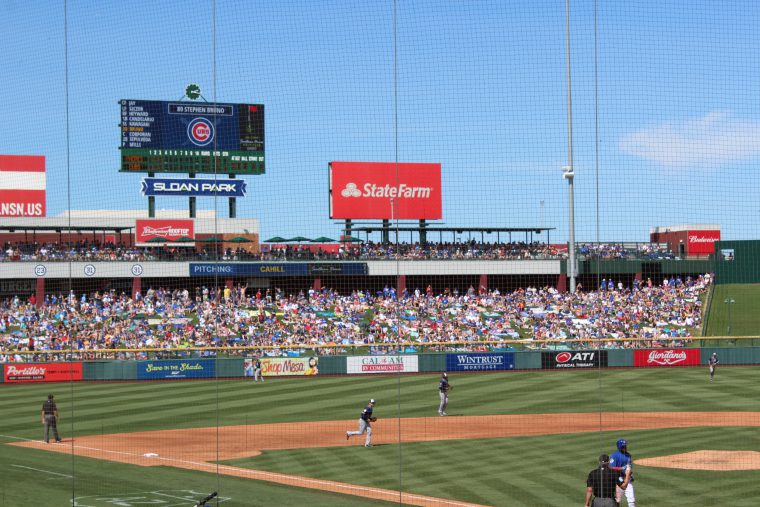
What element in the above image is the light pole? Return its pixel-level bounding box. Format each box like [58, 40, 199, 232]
[724, 297, 735, 336]
[564, 0, 576, 293]
[563, 166, 576, 293]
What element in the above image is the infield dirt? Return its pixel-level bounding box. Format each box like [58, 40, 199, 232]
[12, 412, 760, 506]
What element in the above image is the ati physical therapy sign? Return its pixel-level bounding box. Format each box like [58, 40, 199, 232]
[0, 155, 46, 217]
[141, 177, 247, 197]
[329, 161, 442, 220]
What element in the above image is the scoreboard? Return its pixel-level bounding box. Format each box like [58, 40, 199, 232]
[119, 100, 265, 174]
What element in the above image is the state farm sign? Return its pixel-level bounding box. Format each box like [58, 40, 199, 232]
[687, 230, 720, 255]
[4, 362, 83, 383]
[329, 161, 442, 219]
[634, 349, 700, 367]
[135, 219, 194, 245]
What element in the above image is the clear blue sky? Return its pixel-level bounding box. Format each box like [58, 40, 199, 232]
[1, 0, 759, 243]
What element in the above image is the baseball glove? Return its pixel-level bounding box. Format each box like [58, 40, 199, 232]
[448, 385, 454, 391]
[369, 417, 378, 422]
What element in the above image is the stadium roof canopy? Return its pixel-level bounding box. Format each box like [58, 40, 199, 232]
[0, 224, 133, 232]
[349, 226, 556, 244]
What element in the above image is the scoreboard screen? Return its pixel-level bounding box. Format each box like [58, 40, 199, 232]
[119, 100, 264, 174]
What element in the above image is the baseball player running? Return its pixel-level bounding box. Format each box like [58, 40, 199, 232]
[610, 438, 635, 507]
[346, 399, 376, 447]
[708, 352, 719, 382]
[438, 372, 451, 416]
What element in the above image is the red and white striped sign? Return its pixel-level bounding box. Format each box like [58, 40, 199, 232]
[0, 155, 46, 217]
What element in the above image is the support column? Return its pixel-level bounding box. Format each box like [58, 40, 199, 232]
[313, 277, 322, 291]
[556, 274, 567, 293]
[132, 276, 141, 300]
[478, 274, 488, 293]
[35, 277, 45, 308]
[382, 219, 390, 243]
[397, 275, 406, 296]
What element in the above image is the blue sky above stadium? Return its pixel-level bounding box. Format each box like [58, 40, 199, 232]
[1, 0, 759, 243]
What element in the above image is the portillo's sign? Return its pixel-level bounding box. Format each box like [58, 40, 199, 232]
[541, 350, 608, 369]
[634, 348, 700, 367]
[4, 362, 83, 383]
[329, 161, 442, 220]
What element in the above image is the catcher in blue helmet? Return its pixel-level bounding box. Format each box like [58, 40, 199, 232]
[610, 439, 635, 506]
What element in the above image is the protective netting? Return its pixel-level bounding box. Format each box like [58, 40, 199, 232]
[1, 1, 759, 506]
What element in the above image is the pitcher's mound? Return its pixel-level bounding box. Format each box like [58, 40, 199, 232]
[637, 450, 760, 471]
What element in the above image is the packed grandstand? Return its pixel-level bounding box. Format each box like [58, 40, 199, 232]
[0, 272, 710, 361]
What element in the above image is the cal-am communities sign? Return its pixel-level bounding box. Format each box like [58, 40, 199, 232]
[136, 359, 216, 379]
[446, 353, 515, 371]
[634, 348, 700, 367]
[4, 362, 83, 383]
[255, 357, 319, 377]
[135, 219, 194, 245]
[541, 350, 609, 369]
[347, 355, 419, 374]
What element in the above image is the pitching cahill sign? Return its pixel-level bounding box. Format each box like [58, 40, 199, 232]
[329, 161, 442, 220]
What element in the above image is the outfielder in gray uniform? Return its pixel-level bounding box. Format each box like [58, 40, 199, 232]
[438, 372, 450, 416]
[253, 357, 264, 382]
[346, 399, 376, 447]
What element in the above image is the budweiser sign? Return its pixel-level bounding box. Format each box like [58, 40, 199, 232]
[634, 348, 700, 368]
[135, 219, 195, 244]
[330, 161, 442, 220]
[686, 230, 720, 255]
[4, 362, 83, 382]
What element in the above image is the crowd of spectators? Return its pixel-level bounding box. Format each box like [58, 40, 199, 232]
[2, 240, 675, 262]
[0, 274, 711, 361]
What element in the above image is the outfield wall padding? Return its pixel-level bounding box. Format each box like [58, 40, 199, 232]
[316, 356, 345, 375]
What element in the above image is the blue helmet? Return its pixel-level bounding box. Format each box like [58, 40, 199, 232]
[617, 439, 628, 451]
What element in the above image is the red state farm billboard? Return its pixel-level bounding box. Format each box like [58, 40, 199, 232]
[634, 349, 700, 367]
[0, 155, 46, 217]
[329, 161, 442, 219]
[687, 230, 720, 255]
[136, 219, 194, 245]
[4, 362, 83, 383]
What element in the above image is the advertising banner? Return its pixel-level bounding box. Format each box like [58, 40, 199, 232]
[136, 219, 194, 245]
[446, 353, 515, 371]
[346, 355, 419, 374]
[309, 263, 368, 275]
[329, 161, 442, 220]
[190, 263, 309, 277]
[0, 155, 46, 217]
[634, 349, 700, 367]
[136, 359, 216, 379]
[259, 357, 319, 377]
[687, 230, 721, 255]
[541, 350, 608, 369]
[141, 178, 247, 197]
[4, 362, 83, 383]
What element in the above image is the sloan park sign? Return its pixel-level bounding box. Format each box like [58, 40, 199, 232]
[141, 177, 247, 197]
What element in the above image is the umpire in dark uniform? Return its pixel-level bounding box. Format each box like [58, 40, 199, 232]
[585, 454, 627, 507]
[41, 394, 61, 443]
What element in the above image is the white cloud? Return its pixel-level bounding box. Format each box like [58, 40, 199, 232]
[619, 112, 760, 167]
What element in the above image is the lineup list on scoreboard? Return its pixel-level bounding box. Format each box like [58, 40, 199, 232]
[121, 101, 157, 149]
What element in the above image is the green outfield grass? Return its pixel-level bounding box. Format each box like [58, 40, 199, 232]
[1, 367, 759, 506]
[704, 284, 760, 339]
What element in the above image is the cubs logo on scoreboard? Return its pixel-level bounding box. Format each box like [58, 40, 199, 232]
[187, 117, 215, 147]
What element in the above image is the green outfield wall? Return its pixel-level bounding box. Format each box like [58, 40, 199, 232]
[2, 347, 758, 383]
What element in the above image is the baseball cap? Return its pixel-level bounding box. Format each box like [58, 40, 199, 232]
[617, 439, 628, 450]
[370, 399, 376, 403]
[442, 372, 448, 378]
[599, 454, 610, 465]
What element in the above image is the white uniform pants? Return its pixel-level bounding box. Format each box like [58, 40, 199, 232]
[254, 367, 263, 381]
[439, 391, 448, 414]
[616, 483, 635, 507]
[347, 418, 372, 446]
